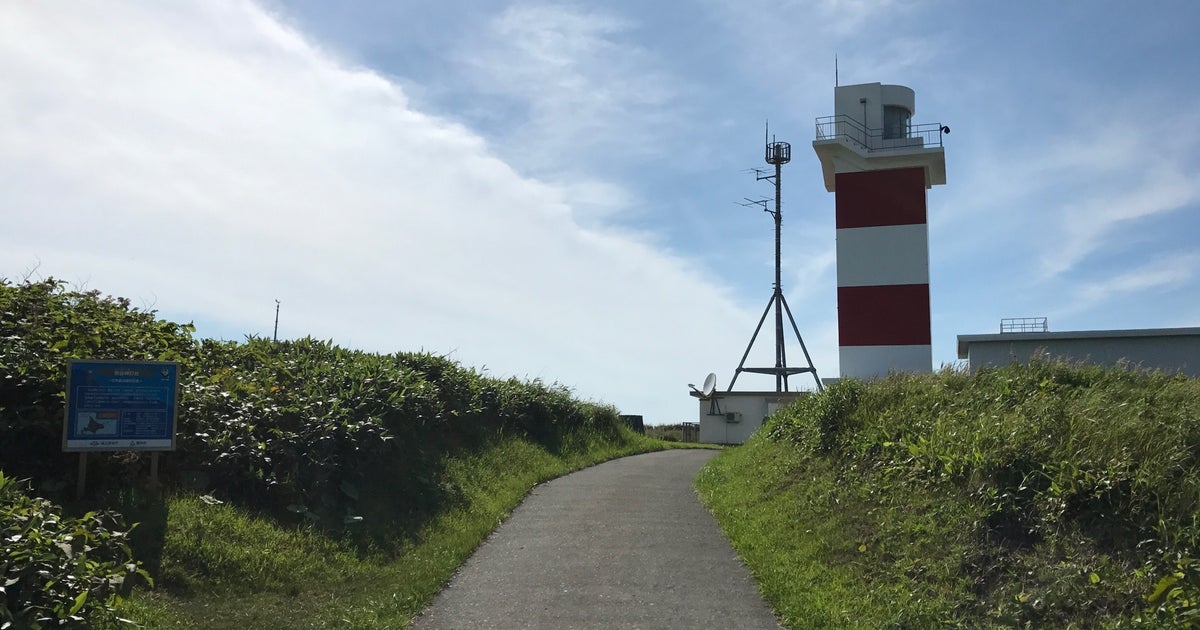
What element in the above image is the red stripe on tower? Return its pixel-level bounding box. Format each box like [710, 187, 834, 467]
[835, 168, 927, 229]
[837, 284, 931, 346]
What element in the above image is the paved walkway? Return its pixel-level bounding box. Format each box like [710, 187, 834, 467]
[412, 449, 780, 629]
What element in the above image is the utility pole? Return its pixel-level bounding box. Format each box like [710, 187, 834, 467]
[273, 300, 280, 343]
[769, 139, 787, 391]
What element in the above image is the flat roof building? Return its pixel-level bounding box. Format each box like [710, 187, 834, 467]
[957, 326, 1200, 377]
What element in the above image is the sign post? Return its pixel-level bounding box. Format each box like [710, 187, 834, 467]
[63, 360, 180, 496]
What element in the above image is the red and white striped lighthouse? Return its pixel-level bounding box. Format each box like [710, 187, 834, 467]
[813, 83, 947, 379]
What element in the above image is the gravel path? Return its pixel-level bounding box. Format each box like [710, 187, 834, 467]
[411, 449, 780, 629]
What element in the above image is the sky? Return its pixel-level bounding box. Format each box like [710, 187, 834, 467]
[3, 1, 1199, 424]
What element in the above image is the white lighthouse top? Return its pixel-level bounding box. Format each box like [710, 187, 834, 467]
[834, 83, 916, 134]
[812, 82, 946, 192]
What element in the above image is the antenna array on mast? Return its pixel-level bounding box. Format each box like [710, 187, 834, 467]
[727, 124, 822, 393]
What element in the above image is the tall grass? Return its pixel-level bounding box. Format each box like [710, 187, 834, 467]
[699, 361, 1200, 627]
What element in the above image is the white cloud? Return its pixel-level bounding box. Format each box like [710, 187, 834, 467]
[1028, 104, 1200, 277]
[699, 0, 940, 98]
[0, 1, 761, 423]
[816, 0, 906, 37]
[1051, 253, 1200, 319]
[1042, 169, 1200, 277]
[932, 94, 1200, 283]
[456, 3, 679, 176]
[785, 243, 837, 300]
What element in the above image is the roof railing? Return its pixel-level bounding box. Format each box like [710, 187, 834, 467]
[1001, 317, 1049, 333]
[814, 115, 945, 154]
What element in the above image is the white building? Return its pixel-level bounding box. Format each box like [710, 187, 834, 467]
[692, 390, 805, 445]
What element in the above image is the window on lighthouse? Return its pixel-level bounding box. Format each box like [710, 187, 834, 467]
[883, 106, 911, 140]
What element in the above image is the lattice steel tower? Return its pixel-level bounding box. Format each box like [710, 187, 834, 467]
[728, 134, 822, 393]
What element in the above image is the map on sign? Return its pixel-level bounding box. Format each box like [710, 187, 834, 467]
[63, 360, 180, 451]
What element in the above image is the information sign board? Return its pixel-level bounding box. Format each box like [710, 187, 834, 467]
[63, 360, 179, 452]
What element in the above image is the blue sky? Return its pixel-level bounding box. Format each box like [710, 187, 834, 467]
[3, 1, 1198, 424]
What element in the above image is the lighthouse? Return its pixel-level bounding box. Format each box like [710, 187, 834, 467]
[812, 83, 948, 379]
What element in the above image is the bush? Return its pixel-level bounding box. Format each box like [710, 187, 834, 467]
[767, 377, 861, 452]
[0, 277, 196, 485]
[1, 471, 150, 628]
[764, 361, 1200, 626]
[0, 277, 624, 545]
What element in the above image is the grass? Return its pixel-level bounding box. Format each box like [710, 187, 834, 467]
[696, 434, 976, 628]
[696, 361, 1200, 628]
[108, 428, 692, 629]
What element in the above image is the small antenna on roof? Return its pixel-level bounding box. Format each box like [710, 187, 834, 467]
[835, 54, 839, 87]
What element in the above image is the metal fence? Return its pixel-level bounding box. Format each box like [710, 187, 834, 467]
[814, 115, 945, 153]
[1001, 317, 1049, 333]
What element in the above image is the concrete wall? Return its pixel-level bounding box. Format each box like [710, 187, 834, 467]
[957, 328, 1200, 377]
[697, 392, 805, 444]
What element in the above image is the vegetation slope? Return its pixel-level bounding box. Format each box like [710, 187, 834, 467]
[697, 364, 1200, 628]
[1, 277, 673, 628]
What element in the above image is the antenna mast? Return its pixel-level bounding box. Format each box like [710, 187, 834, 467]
[728, 126, 823, 393]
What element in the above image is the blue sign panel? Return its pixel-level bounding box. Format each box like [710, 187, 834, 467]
[63, 360, 179, 451]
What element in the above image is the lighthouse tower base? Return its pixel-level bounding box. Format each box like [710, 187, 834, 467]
[835, 166, 933, 379]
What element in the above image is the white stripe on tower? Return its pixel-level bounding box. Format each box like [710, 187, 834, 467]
[836, 224, 929, 287]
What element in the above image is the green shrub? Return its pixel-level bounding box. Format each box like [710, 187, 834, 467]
[767, 377, 861, 452]
[166, 336, 619, 537]
[1, 471, 150, 628]
[0, 277, 196, 486]
[0, 275, 649, 627]
[758, 361, 1200, 626]
[1, 277, 625, 546]
[1, 275, 628, 562]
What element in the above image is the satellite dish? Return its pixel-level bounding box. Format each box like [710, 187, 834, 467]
[702, 373, 717, 397]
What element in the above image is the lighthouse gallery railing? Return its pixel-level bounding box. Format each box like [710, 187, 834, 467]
[814, 115, 945, 154]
